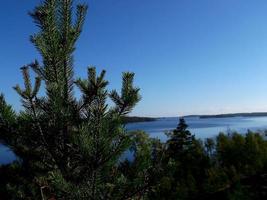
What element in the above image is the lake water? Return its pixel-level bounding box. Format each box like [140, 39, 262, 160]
[2, 116, 267, 164]
[0, 144, 16, 165]
[126, 116, 267, 141]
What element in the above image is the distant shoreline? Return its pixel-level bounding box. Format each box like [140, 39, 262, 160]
[184, 112, 267, 119]
[124, 112, 267, 122]
[123, 116, 157, 123]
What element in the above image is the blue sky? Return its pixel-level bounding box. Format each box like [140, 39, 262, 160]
[1, 0, 267, 117]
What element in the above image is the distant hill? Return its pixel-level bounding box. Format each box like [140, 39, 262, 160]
[123, 116, 157, 123]
[184, 112, 267, 119]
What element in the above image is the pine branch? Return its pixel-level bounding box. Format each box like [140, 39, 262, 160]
[110, 72, 141, 115]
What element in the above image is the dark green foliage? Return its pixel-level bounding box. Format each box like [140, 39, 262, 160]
[0, 0, 148, 199]
[122, 116, 156, 124]
[0, 94, 16, 146]
[1, 0, 267, 199]
[166, 118, 195, 159]
[116, 131, 163, 199]
[150, 118, 209, 200]
[147, 119, 267, 200]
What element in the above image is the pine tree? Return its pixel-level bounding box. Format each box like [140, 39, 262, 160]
[166, 118, 195, 159]
[0, 0, 149, 199]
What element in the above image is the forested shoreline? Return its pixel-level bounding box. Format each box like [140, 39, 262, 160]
[0, 0, 267, 199]
[123, 116, 157, 123]
[200, 113, 267, 119]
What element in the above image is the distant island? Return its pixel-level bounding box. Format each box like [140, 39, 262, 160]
[123, 116, 157, 123]
[184, 112, 267, 119]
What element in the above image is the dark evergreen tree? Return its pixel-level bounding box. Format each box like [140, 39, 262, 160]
[166, 118, 195, 159]
[151, 118, 211, 200]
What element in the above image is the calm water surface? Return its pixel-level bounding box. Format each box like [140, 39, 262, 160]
[2, 116, 267, 164]
[126, 116, 267, 141]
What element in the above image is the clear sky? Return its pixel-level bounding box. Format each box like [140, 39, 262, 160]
[1, 0, 267, 117]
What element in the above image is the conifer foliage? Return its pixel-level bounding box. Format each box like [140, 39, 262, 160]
[166, 118, 195, 159]
[0, 0, 143, 199]
[2, 1, 267, 200]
